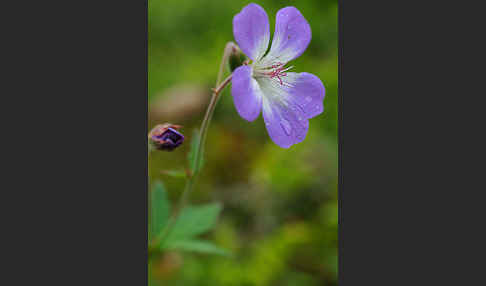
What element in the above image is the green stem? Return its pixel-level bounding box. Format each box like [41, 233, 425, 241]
[153, 75, 232, 250]
[194, 74, 233, 173]
[150, 43, 235, 251]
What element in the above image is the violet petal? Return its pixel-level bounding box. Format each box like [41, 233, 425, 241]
[286, 72, 325, 120]
[233, 3, 270, 61]
[262, 97, 309, 148]
[257, 77, 308, 148]
[262, 6, 311, 66]
[231, 65, 263, 122]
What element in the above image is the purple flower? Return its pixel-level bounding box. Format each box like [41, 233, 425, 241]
[231, 3, 325, 148]
[149, 123, 184, 151]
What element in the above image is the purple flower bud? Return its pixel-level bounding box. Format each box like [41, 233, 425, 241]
[149, 123, 184, 151]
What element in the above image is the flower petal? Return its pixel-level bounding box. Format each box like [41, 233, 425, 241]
[233, 3, 270, 61]
[286, 72, 325, 119]
[261, 7, 311, 66]
[262, 97, 309, 148]
[258, 77, 309, 148]
[231, 65, 263, 122]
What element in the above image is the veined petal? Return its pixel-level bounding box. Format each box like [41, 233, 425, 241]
[286, 72, 325, 119]
[233, 3, 270, 61]
[258, 76, 309, 148]
[261, 7, 311, 66]
[262, 97, 309, 148]
[231, 65, 263, 122]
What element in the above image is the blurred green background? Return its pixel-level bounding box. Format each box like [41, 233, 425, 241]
[149, 0, 338, 285]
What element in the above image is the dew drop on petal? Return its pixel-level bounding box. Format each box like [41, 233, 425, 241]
[280, 120, 292, 136]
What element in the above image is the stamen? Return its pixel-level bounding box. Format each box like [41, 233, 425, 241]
[264, 62, 293, 86]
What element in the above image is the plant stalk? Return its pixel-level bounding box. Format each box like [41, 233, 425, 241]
[150, 43, 235, 251]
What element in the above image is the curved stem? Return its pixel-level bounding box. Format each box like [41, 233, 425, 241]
[151, 74, 232, 250]
[150, 42, 238, 253]
[195, 74, 232, 170]
[216, 41, 238, 86]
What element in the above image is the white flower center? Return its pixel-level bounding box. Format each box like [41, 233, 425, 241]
[252, 61, 294, 87]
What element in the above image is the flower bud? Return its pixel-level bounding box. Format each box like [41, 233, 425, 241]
[228, 43, 247, 72]
[149, 123, 184, 151]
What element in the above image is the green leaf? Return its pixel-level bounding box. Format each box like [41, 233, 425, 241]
[165, 203, 222, 242]
[151, 181, 170, 237]
[165, 239, 230, 256]
[160, 169, 187, 178]
[187, 129, 204, 173]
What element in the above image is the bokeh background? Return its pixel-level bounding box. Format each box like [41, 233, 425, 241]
[149, 0, 338, 285]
